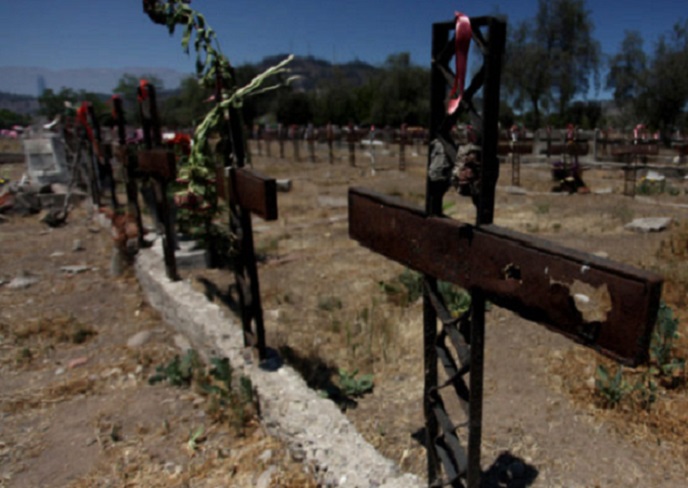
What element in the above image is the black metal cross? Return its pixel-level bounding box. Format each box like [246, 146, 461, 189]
[213, 68, 279, 361]
[348, 15, 663, 488]
[134, 81, 179, 281]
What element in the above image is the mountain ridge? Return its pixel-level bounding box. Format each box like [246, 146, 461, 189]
[0, 55, 381, 97]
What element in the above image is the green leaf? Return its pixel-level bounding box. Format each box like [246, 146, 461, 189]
[181, 24, 192, 53]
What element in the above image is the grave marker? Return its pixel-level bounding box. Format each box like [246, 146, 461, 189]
[135, 81, 179, 281]
[348, 14, 662, 488]
[213, 68, 280, 360]
[111, 95, 145, 248]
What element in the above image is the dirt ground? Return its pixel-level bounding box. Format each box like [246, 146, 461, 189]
[0, 160, 316, 487]
[3, 140, 688, 487]
[197, 142, 688, 486]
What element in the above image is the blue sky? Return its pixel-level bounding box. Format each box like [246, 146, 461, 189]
[1, 1, 685, 78]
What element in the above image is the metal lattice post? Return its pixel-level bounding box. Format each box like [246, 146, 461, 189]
[425, 16, 506, 487]
[215, 67, 269, 360]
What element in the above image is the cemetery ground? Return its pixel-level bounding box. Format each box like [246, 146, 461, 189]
[2, 143, 688, 486]
[0, 160, 317, 487]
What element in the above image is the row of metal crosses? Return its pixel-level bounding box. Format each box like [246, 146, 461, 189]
[110, 79, 277, 361]
[108, 15, 663, 488]
[348, 15, 663, 488]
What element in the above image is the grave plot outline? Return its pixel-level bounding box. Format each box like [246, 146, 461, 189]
[348, 14, 663, 488]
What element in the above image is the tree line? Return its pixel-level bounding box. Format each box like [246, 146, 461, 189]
[33, 0, 687, 136]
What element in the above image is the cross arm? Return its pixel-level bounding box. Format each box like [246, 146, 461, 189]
[136, 149, 176, 180]
[216, 167, 278, 221]
[348, 187, 662, 366]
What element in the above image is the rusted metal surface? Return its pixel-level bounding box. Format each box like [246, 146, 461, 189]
[611, 144, 659, 157]
[497, 143, 533, 155]
[136, 149, 176, 180]
[112, 96, 145, 247]
[349, 186, 662, 366]
[216, 167, 278, 221]
[548, 142, 589, 156]
[136, 81, 178, 281]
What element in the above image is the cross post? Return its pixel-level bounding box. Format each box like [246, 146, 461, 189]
[135, 81, 179, 281]
[348, 15, 663, 488]
[214, 67, 279, 361]
[111, 96, 146, 248]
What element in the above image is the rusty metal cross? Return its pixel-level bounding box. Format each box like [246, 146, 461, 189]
[212, 66, 279, 361]
[216, 165, 278, 360]
[132, 81, 179, 281]
[348, 15, 663, 488]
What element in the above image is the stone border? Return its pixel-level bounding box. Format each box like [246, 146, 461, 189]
[135, 248, 423, 488]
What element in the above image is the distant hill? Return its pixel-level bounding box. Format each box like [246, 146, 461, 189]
[0, 55, 380, 100]
[255, 55, 380, 91]
[0, 92, 39, 115]
[0, 66, 192, 97]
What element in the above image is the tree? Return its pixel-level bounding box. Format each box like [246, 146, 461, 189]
[275, 90, 313, 125]
[606, 31, 647, 107]
[638, 19, 688, 133]
[535, 0, 600, 115]
[503, 20, 552, 129]
[339, 52, 429, 127]
[38, 87, 78, 119]
[161, 76, 210, 128]
[0, 109, 31, 129]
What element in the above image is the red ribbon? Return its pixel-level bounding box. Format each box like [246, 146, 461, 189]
[110, 95, 121, 120]
[446, 12, 472, 115]
[137, 79, 149, 103]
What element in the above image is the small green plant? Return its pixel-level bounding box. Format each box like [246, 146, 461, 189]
[595, 364, 634, 407]
[437, 281, 471, 317]
[398, 268, 424, 304]
[338, 368, 374, 398]
[380, 269, 472, 315]
[649, 302, 685, 383]
[317, 296, 343, 312]
[148, 349, 202, 387]
[149, 352, 256, 434]
[187, 425, 205, 452]
[595, 302, 685, 409]
[534, 202, 550, 214]
[636, 178, 666, 196]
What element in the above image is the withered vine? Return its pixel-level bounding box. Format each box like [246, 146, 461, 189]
[142, 0, 293, 236]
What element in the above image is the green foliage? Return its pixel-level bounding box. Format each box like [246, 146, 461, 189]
[503, 0, 600, 127]
[148, 352, 256, 433]
[380, 269, 471, 316]
[38, 87, 108, 120]
[650, 302, 686, 380]
[606, 30, 647, 122]
[143, 1, 294, 247]
[397, 268, 424, 304]
[437, 281, 472, 317]
[595, 302, 685, 410]
[0, 108, 31, 130]
[338, 368, 374, 397]
[162, 76, 211, 128]
[636, 178, 666, 196]
[148, 349, 202, 387]
[595, 364, 634, 407]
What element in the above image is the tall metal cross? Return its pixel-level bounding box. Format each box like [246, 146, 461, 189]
[213, 67, 279, 361]
[134, 81, 179, 281]
[348, 16, 663, 488]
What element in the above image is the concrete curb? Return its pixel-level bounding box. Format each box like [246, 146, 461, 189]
[135, 249, 423, 488]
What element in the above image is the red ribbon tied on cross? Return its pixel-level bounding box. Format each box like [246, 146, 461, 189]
[446, 11, 472, 115]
